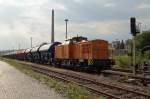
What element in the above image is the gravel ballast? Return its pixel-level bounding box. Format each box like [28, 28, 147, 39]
[0, 61, 65, 99]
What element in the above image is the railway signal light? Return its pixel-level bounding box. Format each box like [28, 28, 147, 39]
[130, 17, 141, 36]
[130, 17, 136, 36]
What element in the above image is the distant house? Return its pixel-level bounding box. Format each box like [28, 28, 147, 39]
[110, 40, 128, 56]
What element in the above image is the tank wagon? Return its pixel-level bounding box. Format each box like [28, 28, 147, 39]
[38, 42, 61, 64]
[25, 48, 32, 61]
[2, 36, 113, 72]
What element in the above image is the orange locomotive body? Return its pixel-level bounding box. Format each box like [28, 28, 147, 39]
[55, 40, 109, 59]
[54, 37, 112, 71]
[78, 40, 109, 60]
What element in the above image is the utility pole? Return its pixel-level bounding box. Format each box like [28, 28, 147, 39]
[30, 37, 32, 48]
[65, 19, 69, 40]
[51, 9, 54, 43]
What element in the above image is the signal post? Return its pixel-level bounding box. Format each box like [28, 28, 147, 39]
[130, 17, 140, 75]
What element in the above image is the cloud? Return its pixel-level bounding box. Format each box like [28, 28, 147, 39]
[104, 3, 116, 7]
[0, 0, 150, 50]
[66, 20, 131, 41]
[137, 3, 150, 9]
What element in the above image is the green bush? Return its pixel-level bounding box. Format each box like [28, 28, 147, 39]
[115, 55, 131, 69]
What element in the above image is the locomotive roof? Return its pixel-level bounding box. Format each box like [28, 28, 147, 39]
[62, 41, 70, 45]
[61, 39, 108, 45]
[62, 40, 82, 45]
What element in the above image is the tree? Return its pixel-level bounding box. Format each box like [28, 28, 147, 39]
[135, 31, 150, 62]
[141, 46, 150, 54]
[135, 31, 150, 50]
[125, 31, 150, 63]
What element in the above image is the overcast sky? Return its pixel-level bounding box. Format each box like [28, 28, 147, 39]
[0, 0, 150, 50]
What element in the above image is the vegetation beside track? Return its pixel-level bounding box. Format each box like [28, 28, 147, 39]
[114, 55, 131, 69]
[114, 31, 150, 70]
[0, 58, 105, 99]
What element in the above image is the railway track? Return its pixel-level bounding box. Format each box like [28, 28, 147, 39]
[21, 62, 150, 99]
[102, 69, 150, 83]
[112, 68, 150, 74]
[112, 68, 133, 73]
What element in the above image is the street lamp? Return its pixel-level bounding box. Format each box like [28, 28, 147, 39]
[65, 19, 69, 40]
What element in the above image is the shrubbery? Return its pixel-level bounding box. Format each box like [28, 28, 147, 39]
[115, 55, 131, 69]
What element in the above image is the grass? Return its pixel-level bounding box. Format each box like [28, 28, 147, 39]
[0, 58, 105, 99]
[114, 55, 131, 69]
